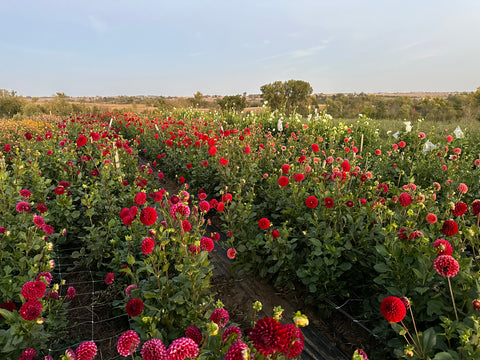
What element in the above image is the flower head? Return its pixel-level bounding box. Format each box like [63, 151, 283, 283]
[16, 201, 32, 213]
[278, 176, 289, 187]
[380, 296, 406, 323]
[141, 338, 167, 360]
[67, 286, 77, 300]
[433, 255, 459, 277]
[433, 239, 453, 256]
[258, 218, 270, 230]
[210, 308, 229, 328]
[225, 342, 249, 360]
[457, 183, 468, 194]
[117, 330, 140, 356]
[441, 220, 459, 236]
[472, 200, 480, 216]
[323, 197, 334, 208]
[305, 196, 318, 209]
[200, 236, 214, 252]
[227, 248, 237, 259]
[126, 298, 144, 317]
[76, 135, 88, 147]
[249, 317, 287, 356]
[21, 280, 47, 300]
[142, 237, 155, 255]
[452, 202, 468, 217]
[282, 324, 304, 358]
[353, 348, 369, 360]
[140, 207, 157, 226]
[75, 341, 97, 360]
[398, 192, 412, 207]
[222, 326, 242, 343]
[134, 192, 147, 205]
[19, 189, 32, 199]
[104, 272, 115, 285]
[19, 348, 36, 360]
[20, 300, 42, 320]
[166, 337, 199, 360]
[426, 213, 437, 224]
[185, 325, 203, 345]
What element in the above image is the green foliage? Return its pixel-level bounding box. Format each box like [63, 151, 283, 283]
[260, 79, 313, 115]
[217, 95, 246, 112]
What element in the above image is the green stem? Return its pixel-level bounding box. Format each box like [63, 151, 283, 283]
[447, 277, 459, 321]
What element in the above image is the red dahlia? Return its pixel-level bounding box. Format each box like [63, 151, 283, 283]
[226, 248, 236, 259]
[294, 173, 304, 182]
[141, 338, 167, 360]
[21, 280, 47, 300]
[117, 330, 140, 356]
[433, 255, 459, 277]
[76, 134, 88, 147]
[222, 326, 242, 343]
[258, 218, 270, 230]
[166, 337, 199, 360]
[380, 296, 406, 323]
[185, 325, 203, 345]
[441, 220, 459, 236]
[281, 164, 290, 174]
[19, 300, 42, 321]
[305, 196, 318, 209]
[19, 348, 36, 360]
[426, 213, 437, 224]
[452, 202, 468, 217]
[472, 199, 480, 216]
[19, 189, 32, 199]
[323, 197, 334, 208]
[200, 236, 214, 252]
[142, 237, 155, 255]
[134, 192, 147, 205]
[282, 324, 304, 358]
[278, 176, 289, 187]
[249, 317, 287, 356]
[104, 272, 115, 285]
[210, 308, 230, 328]
[398, 192, 412, 207]
[126, 298, 144, 317]
[433, 239, 453, 256]
[140, 207, 157, 226]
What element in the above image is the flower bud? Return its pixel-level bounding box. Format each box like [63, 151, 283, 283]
[293, 311, 309, 327]
[253, 301, 262, 312]
[473, 299, 480, 310]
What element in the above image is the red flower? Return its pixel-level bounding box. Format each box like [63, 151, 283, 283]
[134, 192, 147, 205]
[0, 301, 16, 317]
[105, 272, 115, 285]
[126, 298, 144, 317]
[258, 218, 271, 230]
[220, 158, 229, 166]
[75, 341, 97, 360]
[3, 144, 11, 152]
[140, 207, 157, 226]
[19, 189, 32, 199]
[77, 134, 88, 147]
[210, 308, 230, 328]
[198, 200, 210, 212]
[36, 203, 48, 213]
[249, 317, 287, 356]
[311, 143, 320, 152]
[141, 338, 167, 360]
[441, 220, 459, 236]
[19, 348, 36, 360]
[294, 173, 304, 182]
[375, 149, 381, 155]
[54, 186, 65, 195]
[433, 255, 459, 277]
[16, 201, 31, 213]
[167, 337, 199, 360]
[272, 229, 280, 239]
[323, 197, 334, 208]
[142, 237, 155, 255]
[457, 183, 468, 194]
[19, 300, 42, 321]
[200, 236, 214, 252]
[472, 200, 480, 216]
[426, 213, 437, 224]
[380, 296, 406, 323]
[452, 202, 468, 217]
[42, 224, 54, 235]
[398, 192, 412, 207]
[181, 219, 192, 232]
[24, 132, 33, 140]
[433, 239, 453, 256]
[66, 286, 76, 300]
[221, 193, 233, 203]
[346, 200, 354, 208]
[227, 248, 237, 259]
[21, 280, 47, 300]
[473, 300, 480, 310]
[244, 146, 251, 154]
[305, 196, 318, 209]
[208, 146, 217, 155]
[278, 176, 289, 187]
[189, 245, 201, 256]
[225, 342, 249, 360]
[282, 324, 304, 358]
[281, 164, 290, 174]
[185, 325, 203, 345]
[117, 330, 140, 356]
[90, 169, 99, 177]
[222, 326, 242, 343]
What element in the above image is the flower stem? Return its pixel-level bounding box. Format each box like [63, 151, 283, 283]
[447, 277, 459, 321]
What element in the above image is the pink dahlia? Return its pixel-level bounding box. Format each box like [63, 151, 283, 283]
[222, 326, 242, 343]
[433, 255, 459, 277]
[19, 348, 36, 360]
[21, 281, 47, 300]
[226, 248, 237, 259]
[380, 296, 406, 323]
[66, 286, 77, 300]
[198, 200, 210, 212]
[166, 337, 199, 360]
[185, 325, 203, 345]
[36, 272, 53, 286]
[125, 284, 138, 296]
[210, 308, 229, 328]
[104, 272, 115, 285]
[19, 189, 32, 199]
[64, 348, 76, 360]
[200, 236, 214, 252]
[225, 342, 249, 360]
[42, 224, 54, 235]
[433, 239, 453, 256]
[117, 330, 140, 356]
[282, 324, 304, 358]
[16, 201, 32, 213]
[33, 215, 45, 228]
[75, 341, 97, 360]
[457, 183, 468, 194]
[249, 317, 287, 356]
[141, 338, 167, 360]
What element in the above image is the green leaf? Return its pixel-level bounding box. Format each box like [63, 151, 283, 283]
[374, 262, 389, 273]
[127, 254, 135, 265]
[375, 244, 389, 257]
[0, 308, 15, 321]
[433, 352, 456, 360]
[427, 299, 444, 316]
[421, 327, 437, 353]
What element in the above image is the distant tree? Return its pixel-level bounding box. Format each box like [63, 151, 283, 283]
[217, 95, 246, 112]
[46, 92, 73, 115]
[189, 91, 207, 108]
[260, 80, 313, 115]
[0, 89, 24, 117]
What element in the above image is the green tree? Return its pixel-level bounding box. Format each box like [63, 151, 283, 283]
[189, 91, 207, 108]
[46, 92, 73, 115]
[0, 89, 24, 118]
[260, 79, 313, 115]
[217, 95, 246, 112]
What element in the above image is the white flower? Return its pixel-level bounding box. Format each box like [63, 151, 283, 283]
[422, 140, 437, 153]
[404, 121, 412, 132]
[277, 118, 283, 132]
[393, 131, 400, 139]
[454, 126, 464, 139]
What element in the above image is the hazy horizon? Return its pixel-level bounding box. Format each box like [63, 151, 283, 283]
[2, 1, 480, 98]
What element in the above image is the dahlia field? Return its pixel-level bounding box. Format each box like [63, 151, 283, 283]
[1, 110, 480, 360]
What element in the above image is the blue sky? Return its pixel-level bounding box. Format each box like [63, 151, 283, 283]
[1, 0, 479, 97]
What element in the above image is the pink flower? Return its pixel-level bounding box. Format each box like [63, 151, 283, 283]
[19, 189, 32, 199]
[141, 338, 167, 360]
[125, 284, 138, 296]
[457, 183, 468, 194]
[185, 325, 203, 345]
[19, 348, 36, 360]
[433, 239, 453, 256]
[36, 272, 53, 285]
[16, 201, 32, 213]
[33, 215, 45, 228]
[66, 286, 77, 300]
[42, 224, 54, 235]
[200, 236, 214, 252]
[222, 326, 242, 343]
[210, 308, 229, 328]
[225, 342, 249, 360]
[166, 337, 199, 360]
[227, 248, 237, 259]
[281, 324, 304, 358]
[75, 341, 97, 360]
[117, 330, 140, 356]
[433, 255, 459, 277]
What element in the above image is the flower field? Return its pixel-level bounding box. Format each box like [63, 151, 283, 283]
[1, 109, 480, 360]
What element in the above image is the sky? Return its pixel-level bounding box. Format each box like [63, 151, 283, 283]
[1, 0, 480, 97]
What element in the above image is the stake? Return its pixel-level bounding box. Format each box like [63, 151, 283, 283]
[447, 277, 459, 321]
